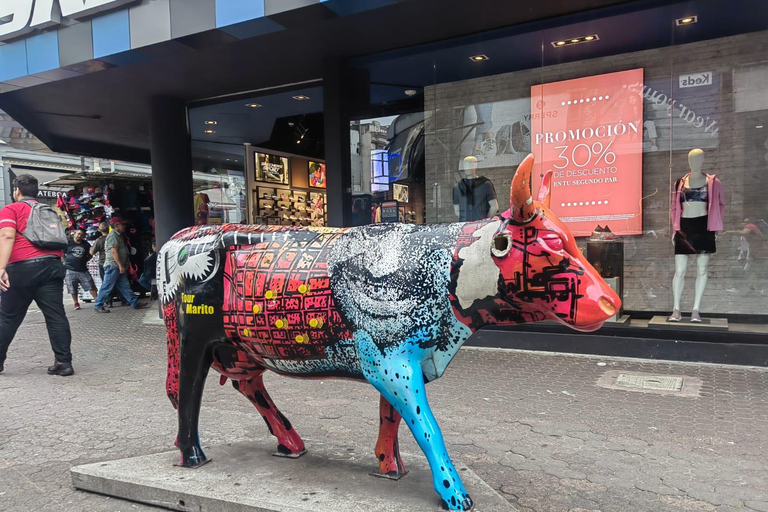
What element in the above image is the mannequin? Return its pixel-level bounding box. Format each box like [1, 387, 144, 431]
[668, 148, 726, 322]
[452, 156, 499, 221]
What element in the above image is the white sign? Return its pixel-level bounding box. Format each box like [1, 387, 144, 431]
[0, 0, 137, 41]
[679, 72, 713, 88]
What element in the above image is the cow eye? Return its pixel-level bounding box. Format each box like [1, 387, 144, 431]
[491, 233, 512, 257]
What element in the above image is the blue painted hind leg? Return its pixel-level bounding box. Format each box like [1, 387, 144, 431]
[358, 335, 473, 511]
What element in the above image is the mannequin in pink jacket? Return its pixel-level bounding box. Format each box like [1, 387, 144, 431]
[668, 149, 726, 323]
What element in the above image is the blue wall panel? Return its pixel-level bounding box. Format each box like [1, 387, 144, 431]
[93, 9, 131, 58]
[26, 32, 60, 75]
[216, 0, 265, 27]
[0, 41, 29, 81]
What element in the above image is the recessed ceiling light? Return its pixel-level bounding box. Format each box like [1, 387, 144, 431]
[204, 120, 217, 125]
[292, 95, 310, 101]
[204, 129, 215, 134]
[757, 125, 764, 129]
[245, 103, 262, 108]
[469, 54, 489, 62]
[676, 15, 697, 25]
[405, 89, 418, 96]
[551, 34, 599, 48]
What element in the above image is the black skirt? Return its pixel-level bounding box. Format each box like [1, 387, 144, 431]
[674, 215, 716, 255]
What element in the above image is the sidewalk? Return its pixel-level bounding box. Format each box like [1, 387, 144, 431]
[0, 303, 766, 512]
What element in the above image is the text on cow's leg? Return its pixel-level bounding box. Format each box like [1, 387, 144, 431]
[358, 336, 473, 511]
[232, 373, 306, 457]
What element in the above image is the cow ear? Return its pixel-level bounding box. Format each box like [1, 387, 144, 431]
[537, 170, 553, 209]
[510, 153, 536, 222]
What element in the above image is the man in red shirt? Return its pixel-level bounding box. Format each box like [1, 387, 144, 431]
[0, 174, 73, 376]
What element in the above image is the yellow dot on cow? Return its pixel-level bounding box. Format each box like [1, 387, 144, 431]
[295, 335, 306, 344]
[243, 328, 251, 337]
[252, 304, 261, 314]
[309, 318, 319, 328]
[275, 319, 287, 329]
[298, 284, 308, 294]
[265, 290, 275, 299]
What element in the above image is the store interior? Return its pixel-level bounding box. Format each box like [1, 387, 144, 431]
[346, 0, 768, 337]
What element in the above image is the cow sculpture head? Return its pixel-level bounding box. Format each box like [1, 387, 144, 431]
[453, 154, 621, 332]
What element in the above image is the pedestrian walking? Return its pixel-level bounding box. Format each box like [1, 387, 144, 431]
[65, 227, 98, 310]
[90, 221, 127, 307]
[0, 174, 74, 376]
[93, 217, 146, 313]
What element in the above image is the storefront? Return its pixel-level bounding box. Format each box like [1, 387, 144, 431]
[1, 0, 766, 363]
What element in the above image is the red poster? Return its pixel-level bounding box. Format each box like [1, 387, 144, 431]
[530, 69, 644, 236]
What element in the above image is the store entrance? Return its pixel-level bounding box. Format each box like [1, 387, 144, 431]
[189, 86, 328, 228]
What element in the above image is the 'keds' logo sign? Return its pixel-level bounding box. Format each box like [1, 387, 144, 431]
[0, 0, 137, 41]
[679, 72, 713, 88]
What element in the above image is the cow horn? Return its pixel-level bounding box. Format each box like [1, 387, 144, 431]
[537, 169, 553, 209]
[510, 153, 536, 222]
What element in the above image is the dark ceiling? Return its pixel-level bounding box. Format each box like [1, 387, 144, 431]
[2, 0, 763, 164]
[0, 0, 645, 163]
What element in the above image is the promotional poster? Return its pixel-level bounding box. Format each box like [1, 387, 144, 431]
[309, 161, 326, 188]
[530, 69, 644, 236]
[255, 152, 289, 185]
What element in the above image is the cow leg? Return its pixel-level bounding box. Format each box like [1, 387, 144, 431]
[359, 340, 472, 511]
[176, 331, 215, 468]
[373, 394, 407, 478]
[232, 373, 306, 457]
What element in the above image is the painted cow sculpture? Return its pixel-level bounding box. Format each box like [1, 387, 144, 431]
[159, 154, 620, 511]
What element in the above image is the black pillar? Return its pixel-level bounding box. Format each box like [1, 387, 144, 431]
[324, 60, 353, 228]
[150, 97, 193, 248]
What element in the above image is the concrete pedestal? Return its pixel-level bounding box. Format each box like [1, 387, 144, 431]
[71, 440, 516, 512]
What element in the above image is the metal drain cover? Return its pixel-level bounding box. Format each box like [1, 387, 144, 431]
[614, 373, 684, 391]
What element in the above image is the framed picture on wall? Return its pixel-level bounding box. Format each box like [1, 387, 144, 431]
[255, 152, 289, 184]
[308, 161, 326, 189]
[393, 183, 409, 203]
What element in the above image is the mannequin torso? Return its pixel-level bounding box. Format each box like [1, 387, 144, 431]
[681, 149, 708, 219]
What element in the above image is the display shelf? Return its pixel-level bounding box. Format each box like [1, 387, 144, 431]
[252, 185, 327, 227]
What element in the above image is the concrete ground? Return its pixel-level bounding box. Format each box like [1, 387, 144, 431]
[0, 300, 766, 512]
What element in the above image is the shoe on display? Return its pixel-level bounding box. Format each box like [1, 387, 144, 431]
[691, 310, 702, 323]
[94, 306, 111, 313]
[482, 137, 496, 155]
[47, 361, 74, 377]
[495, 124, 511, 155]
[601, 226, 619, 241]
[668, 309, 681, 322]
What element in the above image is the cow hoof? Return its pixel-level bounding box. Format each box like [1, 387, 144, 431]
[272, 446, 307, 459]
[440, 495, 473, 511]
[176, 445, 210, 468]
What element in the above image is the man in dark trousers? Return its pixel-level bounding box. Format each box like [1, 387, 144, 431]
[0, 174, 74, 376]
[93, 217, 145, 313]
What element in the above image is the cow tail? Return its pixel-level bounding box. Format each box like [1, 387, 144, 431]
[163, 302, 181, 410]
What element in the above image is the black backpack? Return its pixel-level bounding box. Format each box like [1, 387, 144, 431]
[19, 199, 68, 250]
